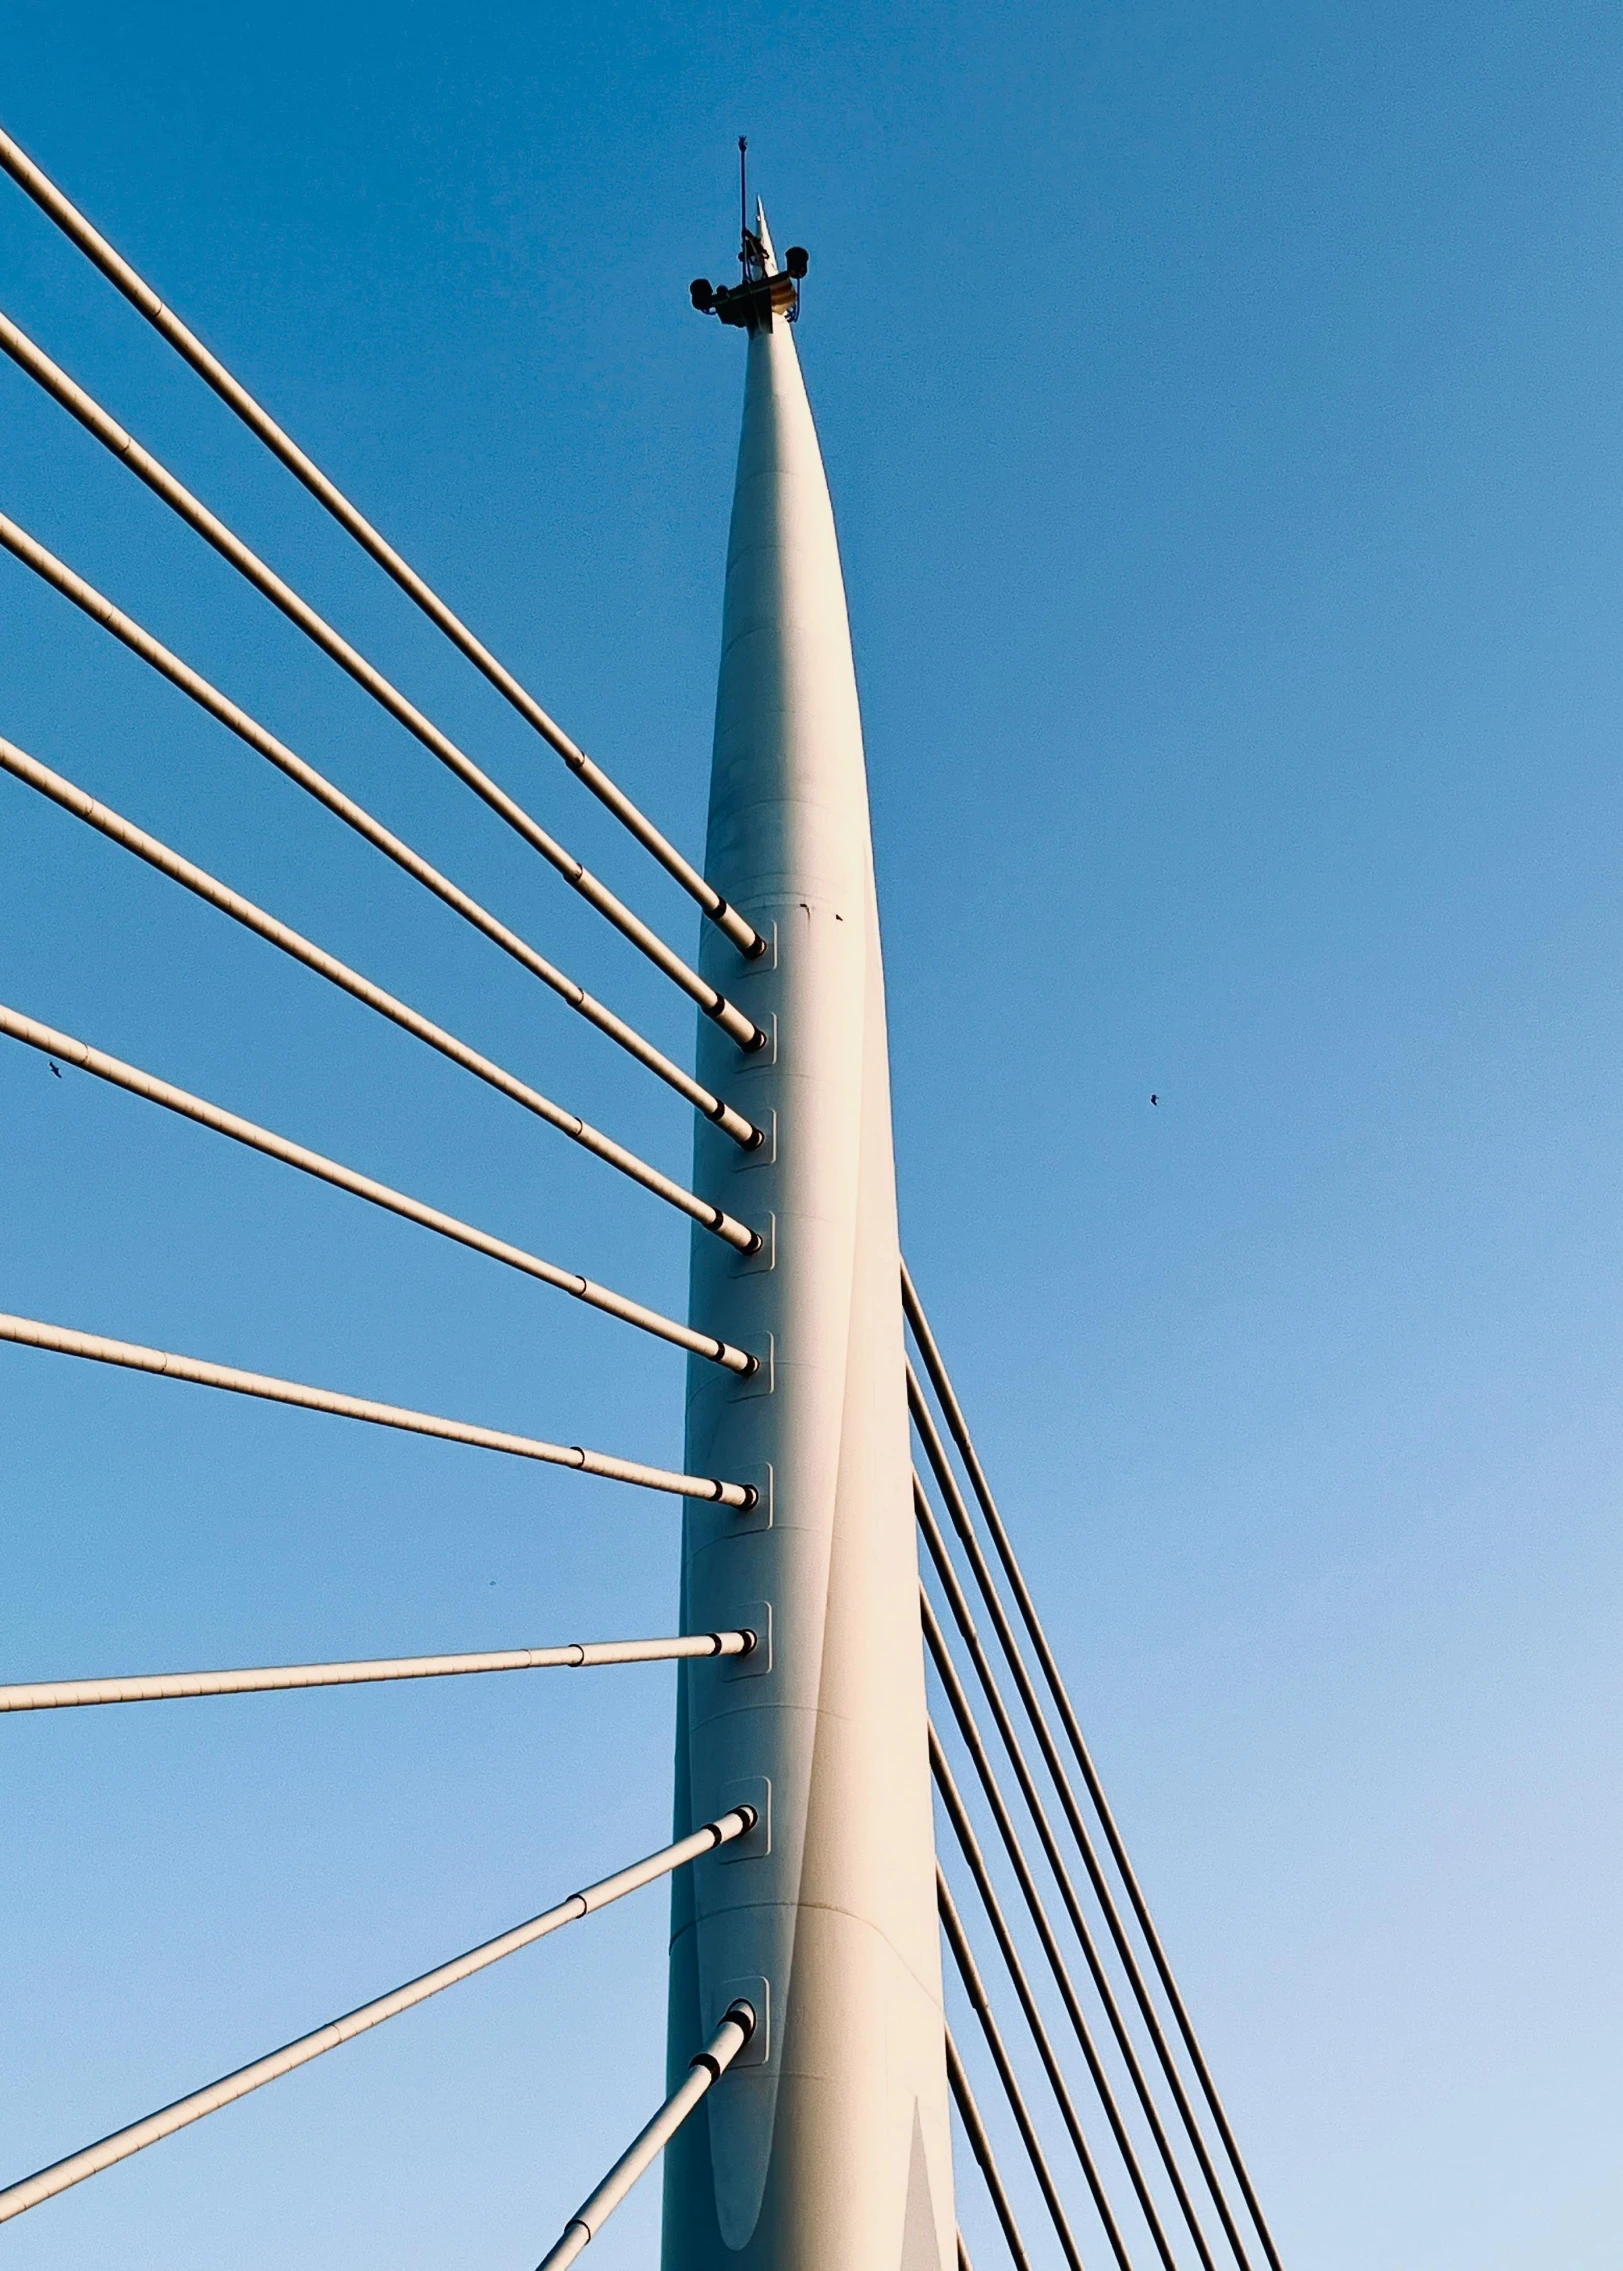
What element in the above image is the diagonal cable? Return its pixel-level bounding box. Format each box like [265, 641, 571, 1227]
[0, 734, 762, 1227]
[0, 1805, 757, 2227]
[533, 2000, 757, 2271]
[0, 525, 761, 1146]
[946, 2024, 1035, 2271]
[0, 1002, 755, 1372]
[0, 308, 766, 1049]
[904, 1263, 1284, 2271]
[913, 1384, 1253, 2271]
[921, 1580, 1223, 2271]
[932, 1731, 1178, 2271]
[939, 1866, 1099, 2271]
[0, 1309, 755, 1505]
[0, 122, 765, 962]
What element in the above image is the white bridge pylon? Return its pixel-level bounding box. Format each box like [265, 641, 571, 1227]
[0, 119, 1286, 2271]
[668, 210, 957, 2271]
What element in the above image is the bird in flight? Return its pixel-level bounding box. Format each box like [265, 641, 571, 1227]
[1150, 1092, 1159, 1106]
[48, 1061, 62, 1079]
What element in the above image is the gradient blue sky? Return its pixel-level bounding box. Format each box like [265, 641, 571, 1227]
[3, 3, 1622, 2266]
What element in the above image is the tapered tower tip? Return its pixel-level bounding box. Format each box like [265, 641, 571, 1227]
[688, 171, 809, 328]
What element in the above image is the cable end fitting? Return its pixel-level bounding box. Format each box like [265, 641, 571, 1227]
[706, 993, 768, 1053]
[704, 1100, 764, 1151]
[738, 1627, 758, 1657]
[737, 1484, 760, 1513]
[730, 912, 768, 963]
[743, 1229, 764, 1258]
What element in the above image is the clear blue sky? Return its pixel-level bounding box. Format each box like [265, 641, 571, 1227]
[3, 3, 1622, 2266]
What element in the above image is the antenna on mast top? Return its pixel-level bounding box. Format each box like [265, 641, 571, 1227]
[690, 140, 809, 329]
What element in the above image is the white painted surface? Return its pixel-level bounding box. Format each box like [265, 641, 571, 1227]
[665, 271, 955, 2271]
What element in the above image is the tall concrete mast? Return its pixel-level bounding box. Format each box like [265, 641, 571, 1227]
[664, 207, 956, 2271]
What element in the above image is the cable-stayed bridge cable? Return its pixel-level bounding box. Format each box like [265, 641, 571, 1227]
[0, 124, 765, 962]
[0, 309, 766, 1049]
[0, 787, 760, 1257]
[0, 1806, 757, 2227]
[0, 1310, 755, 1505]
[533, 2001, 757, 2271]
[904, 1264, 1284, 2271]
[931, 1732, 1178, 2271]
[0, 1629, 754, 1712]
[0, 726, 762, 1153]
[919, 1507, 1227, 2269]
[938, 1866, 1099, 2271]
[921, 1584, 1223, 2271]
[946, 2024, 1034, 2271]
[0, 1003, 756, 1372]
[913, 1391, 1252, 2271]
[0, 534, 761, 1148]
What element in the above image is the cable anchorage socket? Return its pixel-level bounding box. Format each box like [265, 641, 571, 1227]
[718, 1977, 771, 2066]
[719, 1776, 771, 1862]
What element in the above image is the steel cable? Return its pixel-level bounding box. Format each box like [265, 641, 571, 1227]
[932, 1733, 1176, 2271]
[0, 123, 765, 961]
[920, 1579, 1223, 2271]
[0, 734, 762, 1226]
[0, 1003, 756, 1374]
[913, 1382, 1253, 2271]
[904, 1264, 1284, 2271]
[0, 1629, 754, 1713]
[0, 524, 762, 1147]
[0, 1310, 755, 1506]
[533, 2001, 757, 2271]
[946, 2025, 1035, 2271]
[938, 1867, 1098, 2271]
[0, 1806, 757, 2226]
[0, 308, 766, 1048]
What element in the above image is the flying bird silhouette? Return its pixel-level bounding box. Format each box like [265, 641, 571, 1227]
[49, 1061, 62, 1079]
[1150, 1092, 1158, 1106]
